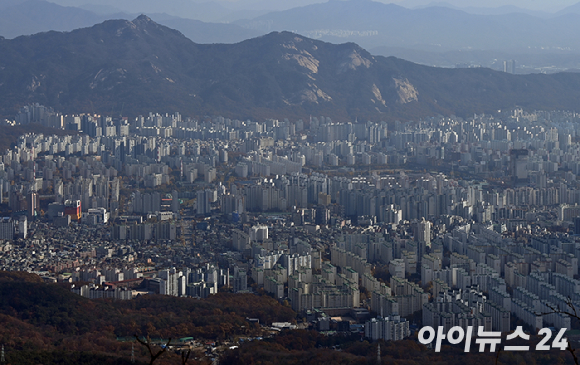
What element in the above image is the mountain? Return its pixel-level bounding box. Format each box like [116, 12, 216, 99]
[3, 16, 580, 121]
[416, 2, 551, 17]
[0, 0, 31, 9]
[47, 0, 234, 22]
[556, 1, 580, 15]
[223, 0, 327, 12]
[0, 0, 261, 44]
[7, 0, 580, 72]
[0, 0, 121, 39]
[55, 0, 326, 21]
[154, 16, 262, 44]
[236, 0, 580, 52]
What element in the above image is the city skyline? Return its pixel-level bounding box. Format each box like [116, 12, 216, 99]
[1, 0, 579, 363]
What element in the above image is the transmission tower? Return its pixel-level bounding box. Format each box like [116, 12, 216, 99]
[376, 343, 381, 364]
[1, 345, 5, 364]
[131, 343, 135, 363]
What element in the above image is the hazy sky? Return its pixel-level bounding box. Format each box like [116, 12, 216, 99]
[48, 0, 580, 14]
[214, 0, 579, 12]
[392, 0, 579, 11]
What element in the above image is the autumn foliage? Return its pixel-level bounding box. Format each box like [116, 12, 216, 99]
[0, 271, 294, 364]
[221, 328, 577, 365]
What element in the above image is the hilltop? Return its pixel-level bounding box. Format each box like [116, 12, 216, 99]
[2, 16, 580, 121]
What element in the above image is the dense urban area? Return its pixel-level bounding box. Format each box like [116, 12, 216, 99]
[2, 104, 580, 359]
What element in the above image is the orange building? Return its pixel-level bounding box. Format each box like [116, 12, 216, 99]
[64, 200, 82, 221]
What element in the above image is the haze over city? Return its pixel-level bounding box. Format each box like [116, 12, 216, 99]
[2, 0, 580, 364]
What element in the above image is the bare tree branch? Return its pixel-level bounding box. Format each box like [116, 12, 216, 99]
[539, 297, 579, 365]
[567, 342, 579, 365]
[541, 297, 580, 320]
[181, 349, 191, 365]
[134, 334, 172, 365]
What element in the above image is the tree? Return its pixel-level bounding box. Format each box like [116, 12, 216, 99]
[134, 335, 171, 365]
[542, 297, 579, 365]
[181, 349, 191, 365]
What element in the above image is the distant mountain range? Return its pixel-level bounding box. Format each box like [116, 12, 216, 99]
[4, 0, 580, 72]
[0, 0, 261, 43]
[0, 0, 116, 38]
[412, 2, 551, 17]
[235, 0, 580, 52]
[557, 1, 580, 15]
[3, 16, 580, 122]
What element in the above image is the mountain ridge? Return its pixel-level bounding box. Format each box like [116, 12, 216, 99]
[0, 0, 261, 44]
[4, 0, 580, 73]
[3, 16, 580, 121]
[237, 0, 580, 52]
